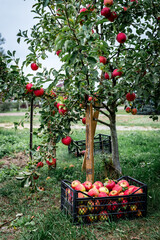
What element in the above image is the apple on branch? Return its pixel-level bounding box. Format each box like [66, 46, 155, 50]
[116, 33, 127, 44]
[31, 62, 38, 71]
[61, 136, 72, 145]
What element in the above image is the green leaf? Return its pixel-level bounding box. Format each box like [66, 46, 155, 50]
[43, 0, 50, 7]
[87, 57, 97, 64]
[7, 50, 12, 56]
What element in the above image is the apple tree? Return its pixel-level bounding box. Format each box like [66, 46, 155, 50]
[17, 0, 160, 178]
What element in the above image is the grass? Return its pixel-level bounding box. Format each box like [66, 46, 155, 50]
[0, 128, 160, 239]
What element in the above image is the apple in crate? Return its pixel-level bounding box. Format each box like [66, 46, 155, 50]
[132, 186, 143, 194]
[99, 187, 109, 195]
[82, 181, 92, 191]
[118, 179, 129, 188]
[78, 205, 88, 215]
[98, 192, 108, 198]
[88, 188, 99, 197]
[112, 184, 123, 193]
[93, 181, 103, 189]
[99, 211, 109, 221]
[71, 180, 81, 189]
[109, 190, 118, 196]
[104, 179, 115, 190]
[75, 183, 86, 192]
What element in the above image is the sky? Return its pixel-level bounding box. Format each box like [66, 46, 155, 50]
[0, 0, 62, 80]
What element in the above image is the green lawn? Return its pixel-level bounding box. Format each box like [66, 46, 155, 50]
[0, 128, 160, 240]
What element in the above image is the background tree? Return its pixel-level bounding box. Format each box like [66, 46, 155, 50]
[17, 0, 160, 175]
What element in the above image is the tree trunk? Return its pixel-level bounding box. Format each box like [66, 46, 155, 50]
[110, 112, 122, 174]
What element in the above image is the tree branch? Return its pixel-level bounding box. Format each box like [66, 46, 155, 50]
[93, 118, 110, 128]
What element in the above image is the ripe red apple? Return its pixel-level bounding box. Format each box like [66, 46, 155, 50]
[104, 72, 109, 79]
[109, 190, 118, 196]
[126, 92, 136, 101]
[126, 107, 131, 113]
[99, 210, 109, 221]
[75, 183, 86, 192]
[121, 199, 128, 210]
[46, 157, 56, 167]
[101, 7, 111, 18]
[93, 181, 103, 189]
[56, 50, 61, 56]
[130, 0, 138, 3]
[112, 69, 122, 78]
[31, 63, 38, 71]
[56, 103, 64, 109]
[99, 187, 109, 195]
[111, 201, 118, 211]
[116, 210, 123, 219]
[82, 117, 86, 124]
[99, 56, 107, 64]
[82, 181, 92, 191]
[131, 108, 137, 115]
[71, 180, 81, 189]
[132, 186, 143, 194]
[104, 0, 113, 6]
[59, 108, 67, 115]
[108, 11, 117, 22]
[123, 7, 128, 11]
[61, 136, 72, 145]
[104, 179, 115, 190]
[116, 33, 127, 44]
[36, 161, 44, 168]
[98, 192, 108, 198]
[80, 8, 87, 13]
[88, 188, 99, 197]
[34, 88, 44, 97]
[112, 184, 122, 193]
[88, 96, 93, 101]
[26, 83, 33, 93]
[118, 179, 129, 188]
[50, 90, 56, 97]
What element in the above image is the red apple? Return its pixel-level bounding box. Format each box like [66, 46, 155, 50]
[118, 179, 129, 188]
[108, 11, 117, 22]
[26, 83, 33, 93]
[50, 90, 56, 97]
[61, 136, 72, 145]
[123, 7, 128, 11]
[101, 7, 111, 18]
[126, 107, 131, 113]
[57, 103, 65, 109]
[98, 192, 108, 198]
[99, 187, 109, 195]
[109, 190, 118, 196]
[104, 72, 109, 79]
[121, 199, 128, 210]
[80, 8, 87, 13]
[46, 157, 56, 167]
[131, 108, 137, 115]
[126, 92, 136, 101]
[132, 186, 143, 194]
[104, 0, 113, 6]
[75, 183, 86, 192]
[116, 33, 127, 44]
[99, 56, 107, 64]
[86, 4, 95, 11]
[88, 188, 99, 197]
[31, 63, 38, 71]
[56, 50, 61, 56]
[112, 184, 122, 193]
[112, 69, 122, 78]
[99, 211, 109, 221]
[111, 201, 118, 211]
[116, 210, 123, 219]
[82, 117, 86, 124]
[130, 0, 138, 3]
[82, 181, 92, 191]
[36, 161, 44, 168]
[34, 88, 44, 97]
[94, 181, 104, 188]
[88, 96, 93, 101]
[71, 180, 81, 189]
[59, 108, 67, 115]
[104, 179, 115, 190]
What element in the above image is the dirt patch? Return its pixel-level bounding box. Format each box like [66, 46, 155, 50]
[0, 152, 29, 168]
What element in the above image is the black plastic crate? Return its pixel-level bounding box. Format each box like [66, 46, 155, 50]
[61, 176, 147, 224]
[68, 134, 112, 157]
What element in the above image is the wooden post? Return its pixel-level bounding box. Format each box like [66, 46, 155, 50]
[85, 103, 94, 183]
[29, 97, 34, 160]
[82, 109, 99, 171]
